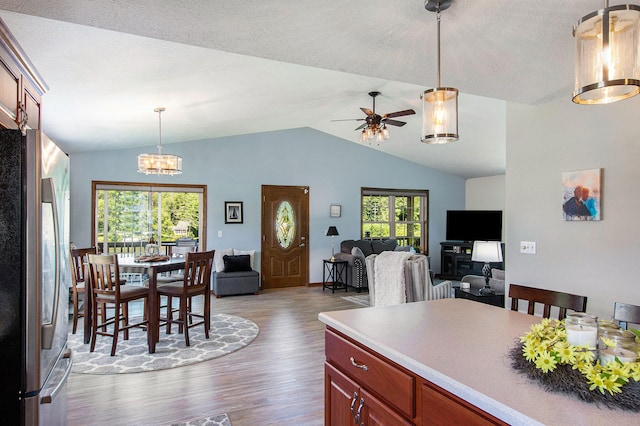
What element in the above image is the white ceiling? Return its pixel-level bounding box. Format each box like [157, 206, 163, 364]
[0, 0, 595, 178]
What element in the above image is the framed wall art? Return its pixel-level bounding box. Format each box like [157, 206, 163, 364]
[562, 168, 602, 221]
[225, 201, 243, 224]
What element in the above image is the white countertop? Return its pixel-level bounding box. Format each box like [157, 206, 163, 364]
[319, 299, 639, 425]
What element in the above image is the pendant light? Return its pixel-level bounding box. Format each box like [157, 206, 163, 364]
[421, 0, 458, 144]
[137, 107, 183, 175]
[573, 1, 640, 104]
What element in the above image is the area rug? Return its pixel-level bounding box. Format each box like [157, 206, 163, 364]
[171, 413, 231, 426]
[341, 294, 370, 307]
[68, 313, 259, 374]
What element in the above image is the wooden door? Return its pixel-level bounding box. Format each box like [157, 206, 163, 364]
[261, 185, 309, 288]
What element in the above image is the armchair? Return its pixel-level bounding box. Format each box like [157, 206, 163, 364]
[332, 239, 398, 292]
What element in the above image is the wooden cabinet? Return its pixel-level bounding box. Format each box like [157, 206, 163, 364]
[0, 19, 46, 132]
[324, 328, 506, 425]
[440, 242, 504, 280]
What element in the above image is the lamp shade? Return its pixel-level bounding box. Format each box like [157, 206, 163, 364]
[421, 87, 459, 144]
[471, 241, 503, 263]
[326, 226, 339, 237]
[573, 4, 640, 104]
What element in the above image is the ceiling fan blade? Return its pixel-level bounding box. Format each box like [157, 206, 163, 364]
[354, 123, 367, 131]
[383, 119, 407, 127]
[383, 109, 416, 119]
[360, 107, 374, 116]
[330, 118, 366, 122]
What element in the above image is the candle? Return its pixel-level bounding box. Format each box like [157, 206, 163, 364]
[599, 347, 638, 365]
[566, 324, 598, 348]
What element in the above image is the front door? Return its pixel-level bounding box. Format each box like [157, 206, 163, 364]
[261, 185, 309, 288]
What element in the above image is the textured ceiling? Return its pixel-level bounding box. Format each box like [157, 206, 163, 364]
[0, 0, 596, 178]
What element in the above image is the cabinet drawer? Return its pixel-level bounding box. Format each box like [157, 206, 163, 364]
[325, 329, 415, 418]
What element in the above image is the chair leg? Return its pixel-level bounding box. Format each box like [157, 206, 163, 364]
[111, 303, 120, 356]
[166, 295, 173, 334]
[181, 295, 190, 346]
[123, 302, 129, 341]
[90, 298, 99, 353]
[204, 293, 210, 339]
[72, 290, 79, 334]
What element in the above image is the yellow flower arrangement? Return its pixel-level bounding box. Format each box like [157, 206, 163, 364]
[519, 318, 640, 395]
[509, 318, 640, 410]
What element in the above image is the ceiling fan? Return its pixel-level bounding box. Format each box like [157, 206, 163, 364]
[332, 91, 416, 143]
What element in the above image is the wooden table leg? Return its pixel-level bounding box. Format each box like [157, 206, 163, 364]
[147, 269, 158, 353]
[83, 278, 92, 344]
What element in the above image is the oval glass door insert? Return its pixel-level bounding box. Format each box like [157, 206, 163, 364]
[276, 200, 295, 248]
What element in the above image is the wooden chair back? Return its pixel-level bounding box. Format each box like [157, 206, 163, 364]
[613, 302, 640, 330]
[508, 283, 587, 320]
[69, 246, 97, 286]
[183, 250, 214, 292]
[87, 254, 123, 298]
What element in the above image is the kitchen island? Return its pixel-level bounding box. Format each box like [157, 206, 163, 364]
[319, 298, 638, 425]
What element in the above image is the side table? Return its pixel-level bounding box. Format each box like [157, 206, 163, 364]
[323, 259, 348, 293]
[454, 287, 505, 308]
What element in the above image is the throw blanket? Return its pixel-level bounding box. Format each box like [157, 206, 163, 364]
[373, 251, 413, 307]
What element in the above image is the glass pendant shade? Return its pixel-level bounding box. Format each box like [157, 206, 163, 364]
[137, 107, 183, 175]
[137, 153, 182, 175]
[573, 4, 640, 104]
[421, 87, 458, 144]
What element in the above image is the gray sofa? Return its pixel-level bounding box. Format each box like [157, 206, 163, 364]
[461, 268, 505, 293]
[332, 239, 398, 291]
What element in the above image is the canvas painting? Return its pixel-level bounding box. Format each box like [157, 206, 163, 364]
[562, 168, 602, 221]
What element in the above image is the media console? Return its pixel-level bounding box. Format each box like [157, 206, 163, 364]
[439, 241, 504, 281]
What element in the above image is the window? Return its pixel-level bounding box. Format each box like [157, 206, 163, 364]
[91, 181, 207, 255]
[361, 188, 429, 254]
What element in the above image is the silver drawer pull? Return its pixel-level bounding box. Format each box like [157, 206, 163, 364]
[350, 356, 368, 372]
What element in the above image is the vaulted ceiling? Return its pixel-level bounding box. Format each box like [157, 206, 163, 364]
[0, 0, 593, 178]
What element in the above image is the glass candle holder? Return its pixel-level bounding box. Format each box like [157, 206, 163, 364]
[598, 328, 638, 365]
[566, 312, 598, 349]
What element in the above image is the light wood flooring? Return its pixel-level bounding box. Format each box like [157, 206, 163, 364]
[67, 286, 361, 426]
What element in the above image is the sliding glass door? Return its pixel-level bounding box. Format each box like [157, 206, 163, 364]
[92, 181, 207, 255]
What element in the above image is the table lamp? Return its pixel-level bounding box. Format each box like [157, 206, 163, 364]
[471, 241, 503, 295]
[326, 226, 339, 261]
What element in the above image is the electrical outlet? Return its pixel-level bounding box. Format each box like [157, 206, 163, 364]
[520, 241, 536, 254]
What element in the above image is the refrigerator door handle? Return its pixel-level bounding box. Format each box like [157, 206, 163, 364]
[41, 177, 60, 350]
[40, 348, 73, 404]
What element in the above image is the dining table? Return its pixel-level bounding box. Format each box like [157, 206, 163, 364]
[82, 254, 186, 354]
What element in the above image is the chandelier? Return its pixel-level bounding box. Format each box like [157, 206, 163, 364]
[137, 107, 183, 175]
[421, 0, 459, 144]
[572, 1, 640, 104]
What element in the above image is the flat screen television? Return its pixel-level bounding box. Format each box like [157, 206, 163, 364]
[446, 210, 503, 242]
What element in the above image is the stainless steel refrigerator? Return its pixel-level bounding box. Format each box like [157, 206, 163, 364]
[0, 129, 72, 425]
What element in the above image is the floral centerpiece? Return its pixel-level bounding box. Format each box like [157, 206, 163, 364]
[508, 318, 640, 411]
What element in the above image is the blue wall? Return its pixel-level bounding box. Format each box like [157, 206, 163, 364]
[69, 127, 465, 283]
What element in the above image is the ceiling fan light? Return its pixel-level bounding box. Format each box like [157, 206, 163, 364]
[376, 131, 384, 143]
[573, 3, 640, 104]
[382, 125, 390, 139]
[421, 87, 458, 144]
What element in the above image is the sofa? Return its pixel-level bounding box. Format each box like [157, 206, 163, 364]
[460, 268, 505, 293]
[332, 239, 399, 291]
[211, 248, 260, 297]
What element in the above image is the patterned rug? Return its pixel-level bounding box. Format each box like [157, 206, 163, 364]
[341, 294, 370, 307]
[171, 413, 231, 426]
[69, 313, 259, 374]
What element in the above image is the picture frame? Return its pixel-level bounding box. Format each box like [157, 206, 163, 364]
[562, 168, 602, 221]
[225, 201, 243, 224]
[330, 204, 341, 218]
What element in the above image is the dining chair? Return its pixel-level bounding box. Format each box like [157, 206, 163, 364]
[87, 253, 150, 356]
[508, 283, 587, 320]
[157, 250, 214, 346]
[613, 302, 640, 330]
[69, 246, 97, 334]
[157, 245, 197, 284]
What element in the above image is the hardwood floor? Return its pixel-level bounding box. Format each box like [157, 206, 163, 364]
[67, 286, 360, 426]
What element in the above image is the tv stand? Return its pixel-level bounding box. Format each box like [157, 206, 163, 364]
[439, 241, 504, 281]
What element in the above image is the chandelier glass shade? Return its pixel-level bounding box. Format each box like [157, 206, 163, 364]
[573, 2, 640, 104]
[137, 107, 183, 175]
[422, 0, 458, 144]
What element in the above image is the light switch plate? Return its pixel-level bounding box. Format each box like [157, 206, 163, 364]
[218, 230, 223, 238]
[520, 241, 536, 254]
